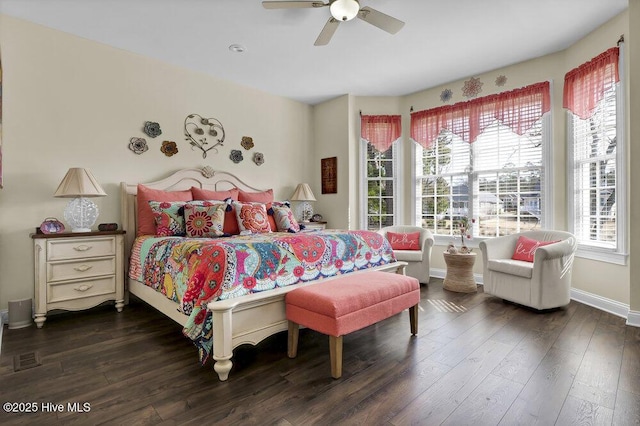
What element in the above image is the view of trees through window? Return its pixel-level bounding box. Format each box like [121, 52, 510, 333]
[417, 119, 545, 238]
[365, 142, 395, 230]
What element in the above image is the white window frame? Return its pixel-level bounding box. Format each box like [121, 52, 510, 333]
[360, 138, 402, 230]
[412, 113, 553, 248]
[567, 46, 627, 265]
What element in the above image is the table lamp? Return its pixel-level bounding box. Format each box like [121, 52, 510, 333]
[54, 168, 107, 232]
[290, 183, 316, 222]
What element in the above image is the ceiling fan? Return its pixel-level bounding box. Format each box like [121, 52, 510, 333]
[262, 0, 405, 46]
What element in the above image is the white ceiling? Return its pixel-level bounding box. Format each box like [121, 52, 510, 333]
[0, 0, 628, 105]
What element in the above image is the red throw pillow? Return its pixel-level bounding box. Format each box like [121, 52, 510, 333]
[191, 186, 240, 235]
[238, 189, 276, 231]
[386, 231, 421, 250]
[137, 184, 192, 236]
[511, 236, 560, 262]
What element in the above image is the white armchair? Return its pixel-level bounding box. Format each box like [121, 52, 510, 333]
[479, 230, 577, 310]
[378, 226, 434, 284]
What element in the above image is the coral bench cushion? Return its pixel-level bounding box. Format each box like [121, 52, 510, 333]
[285, 271, 420, 337]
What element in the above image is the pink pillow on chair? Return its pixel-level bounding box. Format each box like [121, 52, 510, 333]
[386, 231, 421, 250]
[511, 235, 559, 262]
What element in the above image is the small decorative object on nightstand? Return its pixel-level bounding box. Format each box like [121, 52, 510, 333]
[31, 230, 126, 327]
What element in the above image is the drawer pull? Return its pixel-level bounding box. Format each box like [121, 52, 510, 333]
[74, 284, 93, 292]
[74, 265, 93, 272]
[73, 245, 92, 252]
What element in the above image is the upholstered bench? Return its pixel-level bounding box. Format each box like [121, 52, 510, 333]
[285, 270, 420, 379]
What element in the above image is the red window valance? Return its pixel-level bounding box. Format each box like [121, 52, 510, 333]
[563, 47, 619, 120]
[361, 114, 402, 152]
[410, 81, 551, 149]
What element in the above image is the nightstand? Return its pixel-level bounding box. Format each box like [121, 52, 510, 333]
[31, 230, 125, 328]
[301, 221, 327, 230]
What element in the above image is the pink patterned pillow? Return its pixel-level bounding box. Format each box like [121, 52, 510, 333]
[184, 202, 226, 237]
[233, 202, 271, 233]
[272, 204, 301, 232]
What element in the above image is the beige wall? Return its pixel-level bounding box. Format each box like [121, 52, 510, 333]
[629, 0, 640, 314]
[0, 15, 313, 310]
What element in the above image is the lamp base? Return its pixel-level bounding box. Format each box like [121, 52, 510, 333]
[64, 197, 100, 233]
[296, 201, 314, 222]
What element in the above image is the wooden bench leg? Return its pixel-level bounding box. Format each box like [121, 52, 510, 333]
[409, 304, 418, 335]
[288, 321, 299, 358]
[329, 335, 343, 379]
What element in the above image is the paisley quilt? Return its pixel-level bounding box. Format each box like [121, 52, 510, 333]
[130, 230, 396, 363]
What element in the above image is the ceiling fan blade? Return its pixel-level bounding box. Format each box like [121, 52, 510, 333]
[314, 17, 340, 46]
[262, 1, 327, 9]
[357, 6, 405, 34]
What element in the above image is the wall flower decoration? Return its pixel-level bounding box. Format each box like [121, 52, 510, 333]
[462, 77, 483, 98]
[143, 121, 162, 138]
[230, 149, 243, 163]
[241, 136, 254, 150]
[440, 88, 453, 103]
[129, 137, 148, 155]
[161, 140, 179, 157]
[495, 75, 507, 87]
[253, 152, 264, 166]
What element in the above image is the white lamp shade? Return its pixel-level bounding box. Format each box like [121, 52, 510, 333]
[290, 183, 316, 201]
[54, 168, 107, 198]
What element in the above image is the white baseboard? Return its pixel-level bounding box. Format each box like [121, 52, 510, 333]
[570, 288, 630, 320]
[627, 310, 640, 327]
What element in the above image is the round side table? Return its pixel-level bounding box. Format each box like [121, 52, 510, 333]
[443, 252, 477, 293]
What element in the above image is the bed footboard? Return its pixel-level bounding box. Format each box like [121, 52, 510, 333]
[208, 261, 407, 381]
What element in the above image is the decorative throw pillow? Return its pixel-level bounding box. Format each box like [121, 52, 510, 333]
[233, 201, 271, 233]
[386, 231, 421, 250]
[511, 235, 560, 262]
[238, 189, 277, 231]
[149, 201, 187, 237]
[137, 184, 192, 236]
[271, 204, 301, 233]
[184, 202, 226, 237]
[191, 187, 240, 235]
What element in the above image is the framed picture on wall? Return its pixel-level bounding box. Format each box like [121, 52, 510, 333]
[321, 157, 337, 194]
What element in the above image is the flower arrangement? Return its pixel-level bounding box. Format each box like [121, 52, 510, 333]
[458, 216, 475, 248]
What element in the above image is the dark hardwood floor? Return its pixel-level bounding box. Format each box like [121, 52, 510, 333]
[1, 278, 639, 425]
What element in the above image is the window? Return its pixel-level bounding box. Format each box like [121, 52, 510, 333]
[411, 82, 551, 242]
[363, 140, 398, 229]
[360, 115, 401, 230]
[565, 46, 626, 264]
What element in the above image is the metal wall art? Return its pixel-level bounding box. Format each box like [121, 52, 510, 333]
[230, 149, 243, 163]
[440, 88, 453, 103]
[184, 113, 225, 158]
[241, 136, 254, 150]
[161, 141, 179, 157]
[462, 77, 483, 98]
[143, 121, 162, 138]
[253, 152, 264, 166]
[495, 75, 507, 87]
[129, 137, 148, 154]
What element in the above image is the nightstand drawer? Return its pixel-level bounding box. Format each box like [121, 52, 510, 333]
[47, 257, 116, 282]
[47, 237, 116, 261]
[48, 276, 116, 303]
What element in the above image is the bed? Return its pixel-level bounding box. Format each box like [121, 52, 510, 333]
[121, 167, 405, 381]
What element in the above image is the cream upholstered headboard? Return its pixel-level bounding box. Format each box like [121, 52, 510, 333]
[120, 167, 264, 265]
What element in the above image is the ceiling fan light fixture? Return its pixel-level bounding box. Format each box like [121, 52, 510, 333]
[330, 0, 359, 21]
